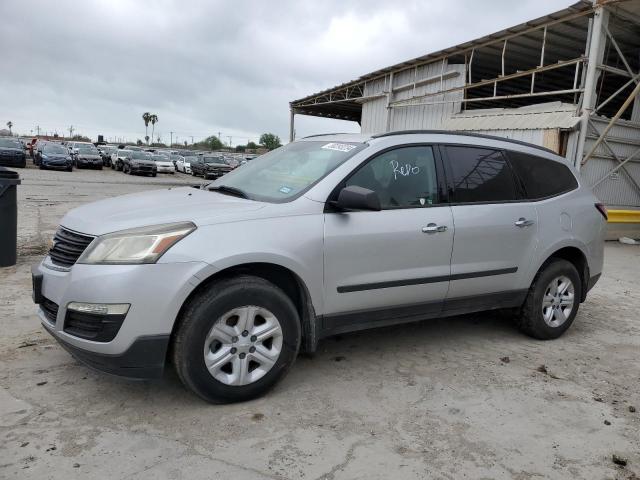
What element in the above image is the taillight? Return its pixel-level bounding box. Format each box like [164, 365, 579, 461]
[595, 203, 608, 220]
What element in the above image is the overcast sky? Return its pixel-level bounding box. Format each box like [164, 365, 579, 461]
[1, 0, 575, 145]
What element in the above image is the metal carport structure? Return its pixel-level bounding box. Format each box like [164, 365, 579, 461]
[290, 0, 640, 217]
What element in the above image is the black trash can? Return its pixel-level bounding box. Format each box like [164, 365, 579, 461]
[0, 167, 21, 267]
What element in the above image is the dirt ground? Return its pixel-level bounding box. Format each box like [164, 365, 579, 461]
[0, 165, 639, 479]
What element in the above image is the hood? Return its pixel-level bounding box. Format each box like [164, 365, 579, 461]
[61, 187, 267, 235]
[155, 160, 173, 166]
[0, 147, 23, 155]
[43, 153, 70, 159]
[205, 162, 231, 169]
[130, 159, 156, 166]
[78, 153, 100, 159]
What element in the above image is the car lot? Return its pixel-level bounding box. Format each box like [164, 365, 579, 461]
[0, 166, 639, 479]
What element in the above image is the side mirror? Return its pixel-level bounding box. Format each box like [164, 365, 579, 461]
[334, 185, 381, 211]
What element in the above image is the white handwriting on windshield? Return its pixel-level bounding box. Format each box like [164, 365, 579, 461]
[390, 160, 420, 180]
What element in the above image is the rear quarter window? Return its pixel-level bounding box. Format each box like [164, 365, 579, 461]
[507, 151, 578, 200]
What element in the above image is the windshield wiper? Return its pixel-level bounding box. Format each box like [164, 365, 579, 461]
[208, 185, 249, 199]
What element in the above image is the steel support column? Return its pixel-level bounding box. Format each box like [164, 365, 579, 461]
[385, 72, 395, 132]
[574, 4, 608, 170]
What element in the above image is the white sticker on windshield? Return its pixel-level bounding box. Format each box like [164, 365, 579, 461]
[321, 143, 357, 152]
[279, 186, 293, 194]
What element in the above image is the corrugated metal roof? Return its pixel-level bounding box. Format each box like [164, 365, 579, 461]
[291, 1, 594, 106]
[441, 102, 581, 131]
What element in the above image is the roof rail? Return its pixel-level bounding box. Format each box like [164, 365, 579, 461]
[371, 130, 556, 154]
[301, 132, 351, 139]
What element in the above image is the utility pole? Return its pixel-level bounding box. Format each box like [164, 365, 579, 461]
[69, 125, 74, 139]
[218, 131, 222, 141]
[227, 136, 232, 148]
[36, 125, 40, 137]
[170, 131, 174, 147]
[190, 136, 194, 145]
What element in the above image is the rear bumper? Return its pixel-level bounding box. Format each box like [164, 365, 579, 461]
[43, 325, 169, 379]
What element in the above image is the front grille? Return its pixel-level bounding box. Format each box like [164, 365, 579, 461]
[48, 227, 94, 268]
[41, 297, 59, 324]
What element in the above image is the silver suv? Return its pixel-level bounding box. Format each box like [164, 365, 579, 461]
[33, 131, 606, 403]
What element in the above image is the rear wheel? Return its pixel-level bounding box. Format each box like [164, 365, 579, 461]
[172, 276, 301, 403]
[515, 259, 581, 340]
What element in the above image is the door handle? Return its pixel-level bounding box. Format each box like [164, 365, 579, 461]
[514, 217, 534, 228]
[422, 223, 447, 234]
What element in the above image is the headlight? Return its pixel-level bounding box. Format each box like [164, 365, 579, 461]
[78, 222, 196, 265]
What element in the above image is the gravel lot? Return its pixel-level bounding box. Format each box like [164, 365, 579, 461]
[1, 165, 639, 479]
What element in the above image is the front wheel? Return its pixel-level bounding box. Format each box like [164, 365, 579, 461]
[515, 259, 581, 340]
[172, 276, 301, 403]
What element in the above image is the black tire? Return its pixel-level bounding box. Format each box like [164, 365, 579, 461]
[152, 172, 157, 177]
[172, 275, 301, 404]
[514, 259, 582, 340]
[66, 166, 72, 172]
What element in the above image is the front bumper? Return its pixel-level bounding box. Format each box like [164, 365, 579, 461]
[130, 165, 156, 174]
[33, 258, 207, 377]
[77, 158, 102, 167]
[45, 328, 170, 379]
[0, 154, 26, 167]
[43, 160, 72, 169]
[204, 170, 231, 179]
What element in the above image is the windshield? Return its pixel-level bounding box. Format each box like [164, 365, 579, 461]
[131, 151, 151, 160]
[153, 155, 170, 162]
[209, 140, 365, 202]
[0, 138, 22, 148]
[43, 145, 68, 154]
[184, 156, 197, 162]
[77, 145, 97, 153]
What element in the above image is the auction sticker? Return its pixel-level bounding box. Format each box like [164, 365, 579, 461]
[321, 143, 357, 152]
[279, 186, 293, 194]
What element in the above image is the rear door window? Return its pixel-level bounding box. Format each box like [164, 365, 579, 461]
[444, 146, 520, 203]
[507, 151, 578, 200]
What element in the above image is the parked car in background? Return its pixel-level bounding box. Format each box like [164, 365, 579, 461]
[32, 139, 49, 165]
[191, 154, 233, 179]
[123, 151, 157, 176]
[111, 149, 132, 171]
[98, 145, 117, 167]
[169, 154, 183, 170]
[72, 143, 102, 169]
[175, 155, 194, 174]
[151, 153, 175, 174]
[38, 143, 73, 171]
[0, 137, 27, 168]
[223, 156, 240, 169]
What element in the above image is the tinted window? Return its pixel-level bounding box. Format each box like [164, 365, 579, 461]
[507, 151, 578, 200]
[446, 147, 519, 203]
[346, 146, 439, 209]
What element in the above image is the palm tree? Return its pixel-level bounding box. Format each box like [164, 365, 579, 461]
[150, 114, 158, 146]
[142, 112, 151, 144]
[6, 121, 13, 135]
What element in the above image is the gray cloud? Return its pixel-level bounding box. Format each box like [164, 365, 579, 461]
[0, 0, 574, 144]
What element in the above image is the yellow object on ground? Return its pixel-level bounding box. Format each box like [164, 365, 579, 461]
[608, 210, 640, 223]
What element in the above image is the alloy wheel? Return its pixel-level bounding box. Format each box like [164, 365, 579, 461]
[203, 306, 283, 386]
[541, 275, 575, 327]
